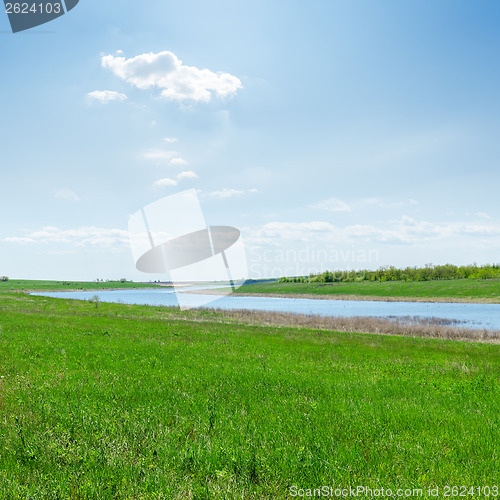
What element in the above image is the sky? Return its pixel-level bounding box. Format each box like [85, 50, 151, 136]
[1, 0, 500, 281]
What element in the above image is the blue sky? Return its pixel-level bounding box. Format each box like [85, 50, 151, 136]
[1, 0, 500, 281]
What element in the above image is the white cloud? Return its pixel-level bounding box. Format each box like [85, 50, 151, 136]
[208, 188, 258, 199]
[163, 137, 178, 144]
[169, 157, 188, 166]
[87, 90, 128, 103]
[53, 188, 80, 202]
[310, 197, 351, 212]
[209, 189, 245, 198]
[101, 51, 243, 102]
[475, 212, 492, 220]
[257, 221, 336, 239]
[246, 216, 500, 247]
[310, 197, 420, 212]
[154, 177, 178, 187]
[4, 236, 36, 244]
[143, 150, 178, 161]
[3, 226, 129, 247]
[177, 171, 198, 180]
[143, 150, 189, 168]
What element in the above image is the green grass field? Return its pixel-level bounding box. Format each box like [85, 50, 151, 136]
[238, 279, 500, 302]
[0, 279, 164, 293]
[0, 291, 498, 498]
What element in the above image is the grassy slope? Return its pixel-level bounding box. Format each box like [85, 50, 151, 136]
[0, 293, 498, 498]
[238, 279, 500, 302]
[0, 279, 164, 293]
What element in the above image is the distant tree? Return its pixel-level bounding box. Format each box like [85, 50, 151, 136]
[0, 276, 8, 282]
[323, 271, 333, 283]
[120, 278, 127, 283]
[300, 262, 500, 284]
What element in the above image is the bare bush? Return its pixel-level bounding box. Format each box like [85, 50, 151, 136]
[88, 295, 101, 308]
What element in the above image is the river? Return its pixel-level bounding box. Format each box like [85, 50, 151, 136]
[31, 287, 500, 331]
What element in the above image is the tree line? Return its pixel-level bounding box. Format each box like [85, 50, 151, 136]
[278, 263, 500, 283]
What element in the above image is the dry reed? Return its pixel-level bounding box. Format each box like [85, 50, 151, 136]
[193, 308, 500, 343]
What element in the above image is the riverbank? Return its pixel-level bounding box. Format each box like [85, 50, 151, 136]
[0, 279, 166, 293]
[5, 278, 499, 304]
[183, 288, 500, 304]
[236, 278, 500, 303]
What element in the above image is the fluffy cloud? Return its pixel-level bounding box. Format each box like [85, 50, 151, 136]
[87, 90, 127, 103]
[142, 150, 180, 165]
[53, 188, 79, 202]
[153, 170, 198, 187]
[101, 51, 243, 102]
[311, 197, 420, 212]
[169, 157, 188, 166]
[254, 221, 337, 242]
[163, 137, 178, 144]
[154, 177, 178, 187]
[208, 188, 258, 199]
[177, 171, 198, 180]
[310, 197, 351, 212]
[247, 216, 500, 246]
[3, 226, 129, 247]
[142, 151, 190, 168]
[475, 212, 492, 220]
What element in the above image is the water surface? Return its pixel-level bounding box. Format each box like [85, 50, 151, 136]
[32, 288, 500, 331]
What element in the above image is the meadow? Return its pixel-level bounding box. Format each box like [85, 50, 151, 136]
[238, 279, 500, 303]
[0, 279, 164, 293]
[0, 287, 498, 498]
